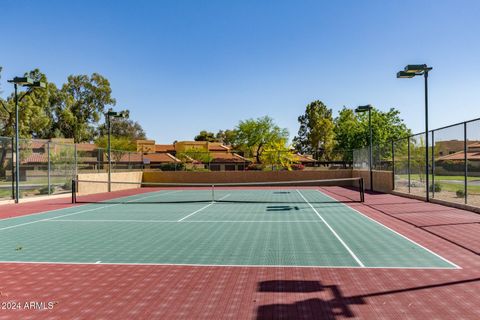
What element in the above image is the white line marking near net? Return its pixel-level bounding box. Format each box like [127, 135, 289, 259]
[0, 190, 182, 232]
[95, 261, 101, 264]
[296, 189, 365, 267]
[316, 190, 461, 269]
[177, 194, 231, 222]
[46, 219, 323, 223]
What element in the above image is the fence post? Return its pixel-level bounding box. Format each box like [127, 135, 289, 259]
[464, 122, 468, 204]
[74, 143, 78, 177]
[431, 131, 435, 198]
[407, 138, 411, 194]
[11, 136, 14, 200]
[391, 140, 395, 190]
[47, 142, 51, 195]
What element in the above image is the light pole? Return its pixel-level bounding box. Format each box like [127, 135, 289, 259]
[105, 110, 128, 192]
[7, 77, 46, 203]
[355, 105, 373, 192]
[397, 64, 432, 201]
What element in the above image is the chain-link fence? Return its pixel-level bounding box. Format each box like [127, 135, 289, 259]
[3, 138, 342, 200]
[354, 117, 480, 207]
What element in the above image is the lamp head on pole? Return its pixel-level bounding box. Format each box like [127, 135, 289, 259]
[106, 110, 129, 118]
[355, 105, 372, 113]
[8, 77, 46, 88]
[397, 64, 432, 78]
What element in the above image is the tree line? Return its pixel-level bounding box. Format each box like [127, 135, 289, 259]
[194, 100, 411, 162]
[0, 67, 146, 144]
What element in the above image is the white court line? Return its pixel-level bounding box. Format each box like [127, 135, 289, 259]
[0, 190, 182, 232]
[0, 260, 458, 270]
[177, 194, 231, 222]
[46, 219, 323, 223]
[296, 189, 365, 267]
[0, 189, 183, 223]
[317, 189, 461, 269]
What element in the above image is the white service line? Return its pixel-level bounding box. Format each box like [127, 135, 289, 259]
[296, 189, 365, 267]
[177, 194, 231, 222]
[316, 190, 461, 269]
[46, 219, 322, 223]
[0, 190, 182, 232]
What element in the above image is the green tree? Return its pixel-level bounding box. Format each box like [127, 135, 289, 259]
[194, 130, 218, 142]
[177, 148, 213, 169]
[260, 139, 296, 170]
[95, 136, 137, 167]
[232, 116, 289, 163]
[0, 69, 57, 177]
[215, 129, 237, 145]
[334, 106, 411, 161]
[95, 136, 137, 151]
[0, 69, 55, 138]
[293, 100, 335, 160]
[97, 111, 146, 140]
[52, 73, 116, 143]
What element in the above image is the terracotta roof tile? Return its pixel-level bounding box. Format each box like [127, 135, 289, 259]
[437, 151, 480, 161]
[294, 154, 316, 163]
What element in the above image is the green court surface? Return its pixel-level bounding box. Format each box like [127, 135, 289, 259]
[0, 189, 458, 269]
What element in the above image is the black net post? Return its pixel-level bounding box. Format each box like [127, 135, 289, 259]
[359, 178, 365, 202]
[72, 179, 76, 204]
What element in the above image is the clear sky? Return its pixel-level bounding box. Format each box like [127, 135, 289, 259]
[1, 0, 479, 143]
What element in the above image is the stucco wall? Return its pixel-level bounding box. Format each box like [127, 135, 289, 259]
[143, 170, 353, 184]
[77, 171, 143, 195]
[352, 169, 393, 193]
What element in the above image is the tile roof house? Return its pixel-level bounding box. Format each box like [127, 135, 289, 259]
[436, 142, 480, 161]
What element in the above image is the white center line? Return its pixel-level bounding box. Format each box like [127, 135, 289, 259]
[177, 194, 231, 222]
[296, 189, 365, 267]
[0, 190, 182, 232]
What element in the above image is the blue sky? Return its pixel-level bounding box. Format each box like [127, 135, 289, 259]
[1, 0, 480, 143]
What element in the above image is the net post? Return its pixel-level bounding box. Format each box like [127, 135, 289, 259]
[212, 184, 215, 202]
[72, 179, 76, 204]
[359, 177, 365, 202]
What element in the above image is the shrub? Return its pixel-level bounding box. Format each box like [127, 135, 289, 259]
[38, 185, 55, 195]
[429, 182, 442, 192]
[246, 164, 263, 171]
[456, 189, 465, 198]
[157, 163, 185, 171]
[291, 164, 305, 171]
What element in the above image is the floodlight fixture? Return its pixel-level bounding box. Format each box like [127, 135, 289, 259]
[7, 76, 46, 203]
[355, 105, 373, 113]
[355, 104, 374, 192]
[106, 109, 128, 191]
[396, 71, 416, 78]
[396, 64, 432, 201]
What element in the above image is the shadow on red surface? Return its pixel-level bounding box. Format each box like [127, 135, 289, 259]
[256, 278, 480, 319]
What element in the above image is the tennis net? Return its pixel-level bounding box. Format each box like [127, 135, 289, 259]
[72, 177, 365, 204]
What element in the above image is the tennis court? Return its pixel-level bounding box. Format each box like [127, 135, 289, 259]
[0, 182, 458, 269]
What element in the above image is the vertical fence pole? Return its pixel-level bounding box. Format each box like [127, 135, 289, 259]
[47, 142, 51, 195]
[11, 136, 14, 200]
[407, 138, 411, 194]
[74, 143, 78, 178]
[431, 131, 435, 198]
[391, 140, 395, 190]
[464, 122, 468, 204]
